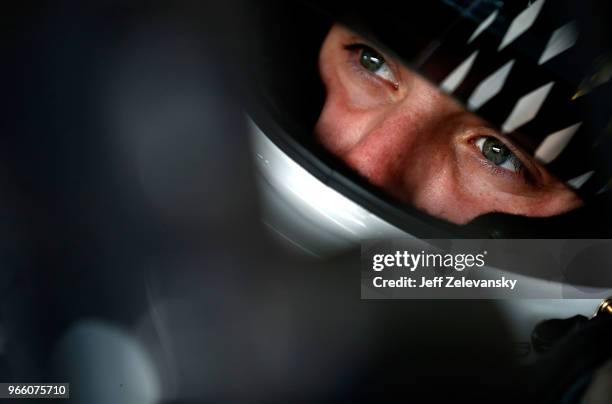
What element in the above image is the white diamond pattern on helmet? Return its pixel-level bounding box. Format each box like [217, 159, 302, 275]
[440, 51, 479, 93]
[535, 122, 582, 163]
[468, 10, 499, 44]
[597, 180, 611, 195]
[567, 171, 594, 189]
[538, 21, 578, 65]
[467, 59, 515, 110]
[498, 0, 546, 51]
[502, 81, 554, 133]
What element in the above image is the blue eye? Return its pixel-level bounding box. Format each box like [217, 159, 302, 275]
[475, 136, 523, 173]
[353, 45, 398, 84]
[359, 47, 385, 71]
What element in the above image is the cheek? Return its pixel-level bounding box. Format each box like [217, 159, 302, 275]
[315, 79, 389, 155]
[453, 154, 584, 219]
[408, 163, 490, 224]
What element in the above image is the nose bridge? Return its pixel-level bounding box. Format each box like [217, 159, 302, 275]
[342, 78, 454, 198]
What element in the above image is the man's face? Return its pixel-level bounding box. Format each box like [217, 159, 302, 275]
[315, 24, 582, 225]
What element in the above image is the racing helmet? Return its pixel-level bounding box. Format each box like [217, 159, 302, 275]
[241, 0, 612, 244]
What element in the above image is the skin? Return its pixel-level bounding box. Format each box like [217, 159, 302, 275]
[315, 24, 583, 224]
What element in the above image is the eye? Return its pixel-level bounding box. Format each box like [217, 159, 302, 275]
[474, 136, 523, 173]
[353, 45, 398, 84]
